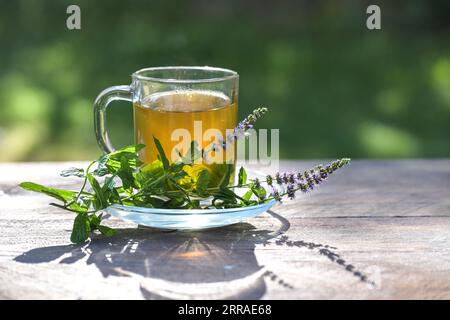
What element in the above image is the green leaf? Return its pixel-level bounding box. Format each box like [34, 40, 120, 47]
[163, 197, 188, 209]
[188, 199, 201, 209]
[88, 213, 101, 228]
[252, 186, 267, 201]
[97, 225, 116, 237]
[103, 144, 145, 174]
[243, 189, 253, 202]
[139, 196, 166, 208]
[153, 137, 170, 170]
[238, 167, 247, 187]
[137, 160, 165, 189]
[19, 182, 77, 203]
[110, 144, 145, 156]
[219, 164, 233, 188]
[107, 188, 123, 205]
[212, 187, 238, 204]
[87, 174, 108, 209]
[101, 175, 116, 193]
[60, 167, 85, 178]
[195, 170, 210, 197]
[117, 156, 136, 190]
[70, 213, 90, 244]
[92, 155, 110, 176]
[140, 159, 165, 176]
[169, 161, 186, 175]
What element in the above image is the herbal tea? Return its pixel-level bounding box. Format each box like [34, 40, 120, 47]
[134, 90, 237, 182]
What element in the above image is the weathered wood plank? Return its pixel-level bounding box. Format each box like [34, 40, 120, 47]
[0, 160, 449, 299]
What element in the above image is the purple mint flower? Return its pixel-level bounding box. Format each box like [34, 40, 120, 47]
[225, 107, 268, 144]
[320, 168, 328, 179]
[286, 184, 296, 199]
[288, 173, 296, 184]
[312, 171, 322, 184]
[210, 143, 220, 152]
[237, 122, 245, 130]
[275, 173, 283, 185]
[253, 178, 261, 188]
[270, 187, 282, 202]
[306, 177, 314, 190]
[299, 182, 308, 193]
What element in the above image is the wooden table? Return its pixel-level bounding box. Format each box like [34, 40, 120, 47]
[1, 160, 449, 299]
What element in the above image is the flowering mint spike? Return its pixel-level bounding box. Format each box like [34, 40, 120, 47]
[265, 158, 351, 201]
[227, 107, 268, 143]
[206, 107, 268, 153]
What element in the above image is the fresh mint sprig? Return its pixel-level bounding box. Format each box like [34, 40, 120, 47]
[19, 108, 351, 244]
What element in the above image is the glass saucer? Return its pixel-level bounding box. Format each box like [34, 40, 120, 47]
[105, 168, 276, 230]
[105, 200, 276, 230]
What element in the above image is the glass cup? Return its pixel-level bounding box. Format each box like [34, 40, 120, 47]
[94, 66, 239, 184]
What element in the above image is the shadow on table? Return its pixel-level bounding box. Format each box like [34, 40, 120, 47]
[14, 211, 289, 299]
[14, 210, 374, 298]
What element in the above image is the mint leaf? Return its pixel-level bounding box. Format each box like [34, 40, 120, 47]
[70, 213, 90, 244]
[163, 197, 188, 209]
[153, 137, 170, 170]
[252, 186, 267, 200]
[104, 144, 145, 174]
[88, 213, 101, 228]
[60, 167, 85, 178]
[110, 144, 145, 156]
[116, 156, 136, 190]
[97, 225, 116, 237]
[19, 182, 77, 203]
[87, 174, 108, 209]
[243, 189, 253, 202]
[196, 170, 210, 197]
[238, 167, 247, 187]
[212, 187, 238, 205]
[92, 154, 110, 176]
[101, 175, 116, 193]
[219, 164, 233, 188]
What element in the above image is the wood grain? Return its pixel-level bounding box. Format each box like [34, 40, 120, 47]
[0, 160, 449, 299]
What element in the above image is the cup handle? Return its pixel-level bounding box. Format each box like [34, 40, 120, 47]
[94, 85, 132, 154]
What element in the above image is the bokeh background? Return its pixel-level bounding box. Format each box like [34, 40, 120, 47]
[0, 0, 449, 161]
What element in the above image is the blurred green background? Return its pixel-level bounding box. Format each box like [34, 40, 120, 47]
[0, 0, 449, 161]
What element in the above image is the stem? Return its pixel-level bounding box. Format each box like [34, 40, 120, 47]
[63, 161, 96, 209]
[74, 161, 96, 203]
[50, 203, 96, 214]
